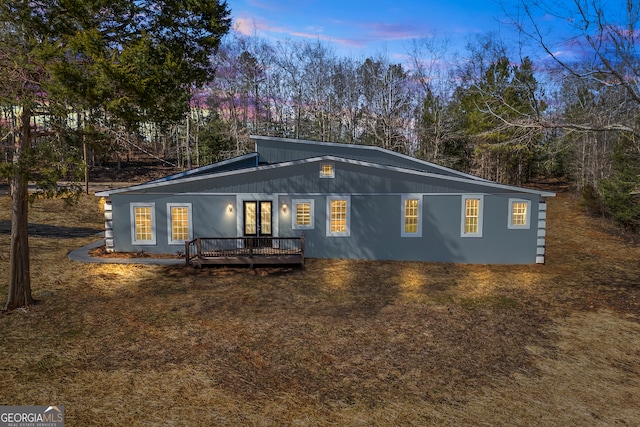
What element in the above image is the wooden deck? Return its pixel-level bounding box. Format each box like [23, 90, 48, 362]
[185, 236, 304, 268]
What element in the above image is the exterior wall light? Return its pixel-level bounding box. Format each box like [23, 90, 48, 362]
[228, 203, 233, 213]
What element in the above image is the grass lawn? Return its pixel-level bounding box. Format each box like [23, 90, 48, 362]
[0, 191, 639, 426]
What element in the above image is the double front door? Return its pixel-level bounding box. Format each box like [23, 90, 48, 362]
[243, 200, 272, 247]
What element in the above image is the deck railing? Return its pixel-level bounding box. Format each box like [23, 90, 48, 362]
[185, 236, 304, 267]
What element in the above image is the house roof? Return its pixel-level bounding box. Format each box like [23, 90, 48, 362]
[146, 152, 259, 183]
[251, 135, 491, 182]
[96, 154, 556, 198]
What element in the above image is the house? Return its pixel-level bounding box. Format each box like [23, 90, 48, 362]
[95, 136, 555, 264]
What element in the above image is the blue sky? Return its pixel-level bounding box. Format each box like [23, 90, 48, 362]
[225, 0, 633, 68]
[226, 0, 525, 60]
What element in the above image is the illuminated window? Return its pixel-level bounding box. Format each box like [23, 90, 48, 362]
[326, 196, 350, 236]
[260, 201, 272, 235]
[508, 199, 531, 229]
[131, 203, 156, 245]
[461, 195, 483, 237]
[244, 202, 257, 235]
[405, 199, 418, 232]
[168, 203, 192, 244]
[401, 194, 422, 237]
[320, 163, 335, 178]
[293, 199, 315, 230]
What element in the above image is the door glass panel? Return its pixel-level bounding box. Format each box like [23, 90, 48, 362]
[260, 201, 272, 235]
[244, 202, 257, 235]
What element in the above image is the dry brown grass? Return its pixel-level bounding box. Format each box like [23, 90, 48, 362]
[0, 191, 639, 426]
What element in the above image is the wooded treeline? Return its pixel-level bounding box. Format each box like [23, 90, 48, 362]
[1, 1, 639, 232]
[162, 26, 640, 232]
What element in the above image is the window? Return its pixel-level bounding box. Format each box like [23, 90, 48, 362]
[461, 195, 483, 237]
[260, 201, 272, 235]
[293, 199, 315, 230]
[244, 202, 257, 235]
[401, 194, 422, 237]
[131, 203, 156, 245]
[508, 198, 531, 229]
[320, 163, 335, 178]
[168, 203, 193, 244]
[326, 196, 350, 236]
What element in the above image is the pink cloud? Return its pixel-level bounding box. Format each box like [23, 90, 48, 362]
[234, 12, 426, 51]
[364, 22, 423, 41]
[234, 16, 274, 35]
[234, 16, 369, 48]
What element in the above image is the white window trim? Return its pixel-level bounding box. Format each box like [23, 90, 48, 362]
[130, 202, 156, 245]
[326, 195, 351, 237]
[292, 199, 315, 230]
[167, 203, 193, 244]
[401, 194, 423, 237]
[508, 198, 531, 229]
[319, 163, 335, 178]
[460, 195, 484, 238]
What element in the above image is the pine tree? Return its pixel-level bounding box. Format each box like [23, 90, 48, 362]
[0, 0, 231, 310]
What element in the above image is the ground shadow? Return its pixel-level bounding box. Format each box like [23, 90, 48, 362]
[0, 220, 102, 239]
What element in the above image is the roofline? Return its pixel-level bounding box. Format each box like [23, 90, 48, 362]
[250, 135, 491, 182]
[96, 155, 555, 198]
[147, 152, 258, 184]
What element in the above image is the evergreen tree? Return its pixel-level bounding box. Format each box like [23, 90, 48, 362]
[0, 0, 231, 310]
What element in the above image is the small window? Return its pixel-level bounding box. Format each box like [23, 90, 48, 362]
[131, 203, 156, 245]
[326, 196, 350, 236]
[320, 163, 335, 178]
[508, 199, 531, 229]
[461, 195, 483, 237]
[293, 199, 315, 230]
[401, 194, 422, 237]
[168, 203, 193, 244]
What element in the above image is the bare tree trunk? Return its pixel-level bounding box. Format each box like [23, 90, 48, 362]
[4, 106, 35, 311]
[185, 112, 192, 170]
[83, 113, 89, 195]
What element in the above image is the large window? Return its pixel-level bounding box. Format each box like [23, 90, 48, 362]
[401, 194, 422, 237]
[508, 199, 531, 229]
[168, 203, 193, 244]
[461, 195, 483, 237]
[293, 199, 315, 230]
[326, 196, 350, 236]
[130, 203, 156, 245]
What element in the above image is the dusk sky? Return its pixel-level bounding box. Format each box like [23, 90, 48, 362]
[225, 0, 632, 67]
[226, 0, 534, 61]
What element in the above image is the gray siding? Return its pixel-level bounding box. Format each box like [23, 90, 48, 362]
[125, 159, 517, 196]
[111, 194, 237, 254]
[254, 136, 483, 180]
[103, 139, 551, 264]
[111, 191, 540, 263]
[277, 193, 539, 264]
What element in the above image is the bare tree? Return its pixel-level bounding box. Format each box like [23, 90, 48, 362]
[514, 0, 640, 137]
[407, 34, 460, 163]
[359, 55, 416, 153]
